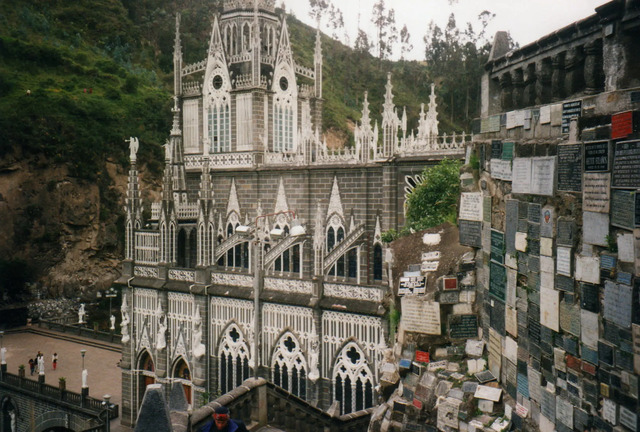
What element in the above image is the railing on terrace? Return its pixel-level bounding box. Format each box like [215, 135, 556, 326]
[135, 231, 159, 265]
[37, 320, 123, 346]
[0, 370, 119, 420]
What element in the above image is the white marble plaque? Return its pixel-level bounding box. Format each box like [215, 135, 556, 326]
[633, 323, 640, 375]
[531, 157, 556, 196]
[505, 306, 517, 336]
[401, 297, 441, 335]
[506, 110, 518, 129]
[423, 233, 441, 245]
[460, 192, 484, 221]
[504, 335, 518, 364]
[506, 268, 517, 307]
[583, 172, 611, 213]
[491, 159, 513, 181]
[540, 270, 554, 290]
[421, 261, 439, 272]
[618, 233, 635, 263]
[620, 406, 638, 432]
[540, 105, 551, 124]
[540, 237, 554, 257]
[554, 347, 567, 373]
[466, 340, 485, 357]
[515, 232, 528, 252]
[556, 397, 573, 428]
[583, 211, 609, 246]
[540, 286, 560, 332]
[474, 385, 503, 402]
[551, 103, 563, 126]
[602, 398, 617, 425]
[452, 303, 473, 315]
[422, 251, 441, 261]
[437, 397, 462, 430]
[556, 247, 572, 276]
[575, 255, 600, 284]
[528, 366, 542, 403]
[581, 309, 599, 349]
[512, 158, 532, 194]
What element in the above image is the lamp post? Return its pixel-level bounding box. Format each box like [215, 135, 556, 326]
[81, 349, 88, 398]
[105, 287, 117, 330]
[236, 211, 305, 379]
[0, 330, 6, 373]
[102, 394, 114, 432]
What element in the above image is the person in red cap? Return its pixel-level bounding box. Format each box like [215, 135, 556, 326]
[200, 406, 248, 432]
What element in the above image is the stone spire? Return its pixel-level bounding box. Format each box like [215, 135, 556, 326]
[125, 137, 141, 261]
[252, 0, 261, 86]
[425, 83, 439, 138]
[314, 28, 323, 98]
[173, 13, 182, 97]
[381, 73, 400, 157]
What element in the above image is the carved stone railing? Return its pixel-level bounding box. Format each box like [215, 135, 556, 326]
[235, 73, 268, 89]
[151, 202, 161, 220]
[324, 283, 384, 302]
[214, 232, 251, 261]
[314, 147, 360, 165]
[182, 60, 206, 76]
[323, 224, 366, 274]
[394, 132, 469, 158]
[299, 84, 314, 98]
[184, 153, 256, 170]
[135, 232, 160, 265]
[228, 52, 252, 64]
[182, 81, 202, 96]
[262, 54, 275, 65]
[295, 63, 315, 79]
[134, 266, 159, 278]
[168, 268, 196, 282]
[264, 151, 305, 166]
[263, 235, 304, 269]
[211, 272, 254, 288]
[177, 202, 199, 220]
[264, 277, 313, 294]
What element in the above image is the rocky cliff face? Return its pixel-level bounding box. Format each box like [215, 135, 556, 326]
[0, 154, 130, 298]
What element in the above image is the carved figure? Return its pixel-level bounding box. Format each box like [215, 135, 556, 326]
[38, 355, 45, 374]
[121, 296, 130, 344]
[110, 314, 116, 331]
[82, 368, 88, 388]
[129, 136, 139, 162]
[156, 312, 167, 351]
[192, 308, 206, 358]
[78, 303, 86, 324]
[308, 336, 320, 382]
[9, 411, 15, 432]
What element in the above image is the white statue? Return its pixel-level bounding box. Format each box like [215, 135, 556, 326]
[156, 311, 167, 351]
[1, 347, 6, 364]
[192, 308, 206, 359]
[308, 336, 320, 382]
[129, 136, 139, 162]
[78, 303, 86, 324]
[82, 369, 88, 388]
[110, 314, 116, 331]
[38, 355, 45, 375]
[121, 295, 130, 344]
[9, 410, 15, 432]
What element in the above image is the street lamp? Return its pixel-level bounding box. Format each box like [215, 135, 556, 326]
[0, 331, 6, 373]
[102, 394, 114, 432]
[236, 210, 306, 379]
[105, 287, 117, 330]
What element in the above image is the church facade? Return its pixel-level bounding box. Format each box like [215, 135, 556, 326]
[116, 0, 468, 427]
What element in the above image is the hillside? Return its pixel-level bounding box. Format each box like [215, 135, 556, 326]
[0, 0, 469, 300]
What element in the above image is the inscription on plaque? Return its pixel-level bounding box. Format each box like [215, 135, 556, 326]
[401, 297, 441, 335]
[613, 140, 640, 188]
[531, 157, 556, 196]
[556, 247, 572, 276]
[503, 141, 514, 160]
[557, 144, 583, 192]
[581, 283, 599, 312]
[460, 193, 484, 221]
[611, 189, 636, 230]
[491, 159, 512, 181]
[584, 141, 610, 172]
[512, 158, 532, 194]
[583, 172, 611, 213]
[555, 275, 574, 292]
[556, 219, 576, 246]
[491, 140, 503, 159]
[562, 100, 582, 134]
[490, 262, 507, 302]
[449, 314, 479, 339]
[505, 200, 519, 254]
[491, 230, 505, 264]
[603, 281, 632, 328]
[459, 220, 482, 248]
[483, 196, 492, 223]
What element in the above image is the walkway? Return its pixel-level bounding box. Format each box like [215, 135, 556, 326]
[2, 326, 128, 431]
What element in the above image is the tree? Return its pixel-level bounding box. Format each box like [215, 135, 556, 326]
[399, 24, 413, 60]
[354, 28, 373, 55]
[371, 0, 397, 60]
[405, 159, 461, 230]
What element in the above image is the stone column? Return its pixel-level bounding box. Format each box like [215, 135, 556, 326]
[564, 46, 584, 96]
[499, 72, 513, 111]
[523, 64, 537, 108]
[511, 68, 524, 109]
[551, 53, 565, 101]
[584, 39, 604, 94]
[536, 58, 553, 105]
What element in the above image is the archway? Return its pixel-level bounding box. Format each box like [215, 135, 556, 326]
[138, 351, 155, 408]
[1, 397, 16, 432]
[172, 357, 192, 405]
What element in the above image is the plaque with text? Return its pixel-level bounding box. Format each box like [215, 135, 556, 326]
[580, 283, 600, 313]
[512, 158, 532, 194]
[562, 100, 582, 134]
[505, 200, 519, 254]
[603, 281, 632, 328]
[611, 189, 635, 230]
[584, 140, 610, 172]
[401, 297, 441, 335]
[491, 230, 505, 264]
[449, 314, 479, 339]
[556, 218, 576, 247]
[491, 140, 503, 159]
[459, 220, 482, 248]
[490, 298, 506, 335]
[611, 111, 636, 140]
[556, 275, 574, 293]
[528, 203, 541, 223]
[502, 142, 514, 161]
[531, 157, 556, 196]
[459, 192, 484, 221]
[491, 159, 512, 181]
[636, 194, 640, 227]
[613, 140, 640, 188]
[483, 196, 492, 223]
[557, 144, 583, 192]
[490, 262, 507, 302]
[583, 172, 610, 213]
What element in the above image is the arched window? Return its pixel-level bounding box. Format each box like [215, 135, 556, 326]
[172, 358, 192, 405]
[169, 223, 176, 264]
[177, 229, 187, 268]
[218, 325, 251, 394]
[327, 227, 335, 252]
[188, 228, 197, 268]
[347, 248, 358, 278]
[333, 343, 374, 415]
[138, 351, 156, 409]
[208, 103, 230, 153]
[242, 22, 250, 52]
[373, 244, 383, 280]
[272, 332, 307, 399]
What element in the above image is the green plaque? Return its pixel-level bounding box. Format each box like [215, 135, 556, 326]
[502, 142, 515, 161]
[490, 261, 507, 302]
[491, 229, 505, 264]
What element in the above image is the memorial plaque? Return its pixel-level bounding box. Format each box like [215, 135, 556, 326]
[560, 301, 581, 337]
[512, 158, 532, 194]
[620, 406, 638, 432]
[613, 140, 640, 188]
[599, 341, 615, 366]
[540, 388, 556, 422]
[636, 194, 640, 227]
[528, 222, 540, 240]
[505, 200, 519, 254]
[633, 323, 640, 375]
[603, 281, 632, 328]
[584, 140, 610, 172]
[401, 297, 441, 335]
[531, 157, 556, 196]
[580, 283, 599, 312]
[491, 140, 503, 159]
[488, 115, 500, 132]
[490, 298, 506, 335]
[540, 286, 560, 332]
[557, 144, 583, 192]
[611, 189, 636, 230]
[489, 262, 506, 302]
[506, 306, 518, 337]
[540, 105, 551, 124]
[491, 159, 512, 181]
[616, 348, 633, 371]
[483, 196, 492, 223]
[564, 335, 578, 356]
[529, 255, 540, 273]
[490, 230, 505, 264]
[562, 100, 582, 134]
[459, 220, 482, 248]
[556, 397, 574, 428]
[449, 314, 479, 339]
[618, 234, 635, 263]
[439, 290, 459, 304]
[557, 218, 576, 246]
[460, 192, 484, 221]
[582, 344, 599, 366]
[583, 172, 611, 213]
[612, 111, 636, 140]
[557, 246, 572, 276]
[576, 255, 600, 284]
[583, 211, 609, 246]
[517, 219, 528, 233]
[541, 206, 555, 238]
[502, 141, 514, 161]
[399, 276, 426, 296]
[581, 309, 599, 348]
[555, 274, 574, 292]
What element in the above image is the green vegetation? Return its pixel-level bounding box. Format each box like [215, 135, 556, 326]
[405, 159, 462, 231]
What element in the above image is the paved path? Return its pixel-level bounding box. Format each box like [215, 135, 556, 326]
[2, 327, 129, 431]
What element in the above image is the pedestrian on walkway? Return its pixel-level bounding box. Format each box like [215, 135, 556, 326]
[52, 352, 58, 370]
[28, 358, 35, 375]
[200, 406, 248, 432]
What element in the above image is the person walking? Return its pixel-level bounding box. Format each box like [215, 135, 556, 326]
[199, 406, 248, 432]
[28, 358, 35, 375]
[52, 352, 58, 370]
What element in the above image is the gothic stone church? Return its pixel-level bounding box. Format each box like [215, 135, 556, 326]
[115, 0, 467, 427]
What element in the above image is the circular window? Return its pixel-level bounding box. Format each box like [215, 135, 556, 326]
[279, 76, 288, 91]
[212, 75, 223, 90]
